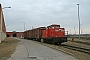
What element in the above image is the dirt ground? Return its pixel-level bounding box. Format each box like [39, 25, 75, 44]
[0, 37, 20, 60]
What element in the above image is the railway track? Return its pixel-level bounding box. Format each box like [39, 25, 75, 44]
[38, 42, 90, 55]
[68, 40, 90, 45]
[73, 40, 90, 45]
[60, 44, 90, 55]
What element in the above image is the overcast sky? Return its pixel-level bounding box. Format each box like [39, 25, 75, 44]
[0, 0, 90, 34]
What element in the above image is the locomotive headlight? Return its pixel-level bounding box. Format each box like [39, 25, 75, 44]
[61, 30, 65, 32]
[59, 29, 62, 30]
[55, 30, 59, 32]
[59, 29, 65, 32]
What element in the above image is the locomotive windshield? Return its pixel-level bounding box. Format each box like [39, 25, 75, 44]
[55, 26, 60, 28]
[51, 25, 60, 28]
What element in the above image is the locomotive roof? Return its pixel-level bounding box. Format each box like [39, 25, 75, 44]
[51, 24, 60, 26]
[32, 27, 46, 30]
[47, 24, 60, 27]
[24, 24, 60, 31]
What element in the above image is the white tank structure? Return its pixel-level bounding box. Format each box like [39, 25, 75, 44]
[0, 4, 6, 43]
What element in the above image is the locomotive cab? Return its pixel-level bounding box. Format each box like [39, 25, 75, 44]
[47, 24, 65, 38]
[42, 24, 67, 45]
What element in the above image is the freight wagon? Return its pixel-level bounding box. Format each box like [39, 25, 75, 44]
[24, 24, 67, 45]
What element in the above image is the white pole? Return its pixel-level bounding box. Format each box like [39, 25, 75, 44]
[77, 4, 80, 40]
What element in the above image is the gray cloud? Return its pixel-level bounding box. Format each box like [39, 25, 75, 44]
[0, 0, 90, 34]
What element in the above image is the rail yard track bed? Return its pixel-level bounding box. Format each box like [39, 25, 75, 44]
[63, 41, 90, 50]
[35, 39, 90, 60]
[68, 38, 90, 45]
[59, 45, 90, 60]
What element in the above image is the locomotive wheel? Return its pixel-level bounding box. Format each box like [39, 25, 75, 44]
[41, 39, 44, 43]
[56, 43, 61, 45]
[54, 42, 61, 45]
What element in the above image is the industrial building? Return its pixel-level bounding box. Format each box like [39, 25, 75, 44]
[0, 4, 6, 43]
[6, 32, 24, 38]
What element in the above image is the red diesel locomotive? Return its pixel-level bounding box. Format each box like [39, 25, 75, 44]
[24, 24, 67, 44]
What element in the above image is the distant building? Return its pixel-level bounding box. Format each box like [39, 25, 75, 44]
[0, 4, 6, 43]
[6, 32, 24, 38]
